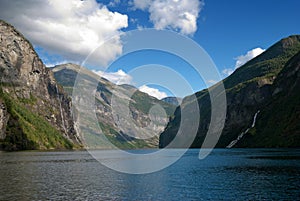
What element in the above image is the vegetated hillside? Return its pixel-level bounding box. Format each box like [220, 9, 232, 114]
[0, 20, 81, 150]
[237, 51, 300, 147]
[52, 64, 176, 149]
[160, 35, 300, 148]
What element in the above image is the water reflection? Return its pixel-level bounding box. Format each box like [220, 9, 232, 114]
[0, 149, 299, 200]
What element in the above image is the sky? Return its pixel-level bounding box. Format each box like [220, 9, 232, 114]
[0, 0, 299, 99]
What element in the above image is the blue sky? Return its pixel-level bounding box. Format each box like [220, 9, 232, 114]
[0, 0, 299, 98]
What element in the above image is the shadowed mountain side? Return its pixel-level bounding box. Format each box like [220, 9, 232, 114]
[160, 35, 300, 148]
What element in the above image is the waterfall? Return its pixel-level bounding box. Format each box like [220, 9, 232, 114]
[251, 111, 260, 128]
[226, 110, 260, 148]
[55, 84, 68, 135]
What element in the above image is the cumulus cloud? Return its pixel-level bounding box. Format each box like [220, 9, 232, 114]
[92, 69, 133, 85]
[132, 0, 203, 35]
[222, 47, 265, 77]
[222, 68, 234, 77]
[139, 85, 167, 99]
[235, 47, 265, 68]
[93, 70, 167, 99]
[0, 0, 128, 67]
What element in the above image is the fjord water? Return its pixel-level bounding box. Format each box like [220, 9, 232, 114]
[0, 149, 299, 200]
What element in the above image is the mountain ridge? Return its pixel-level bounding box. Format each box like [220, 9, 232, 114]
[52, 63, 176, 149]
[160, 35, 300, 148]
[0, 20, 81, 150]
[1, 19, 299, 150]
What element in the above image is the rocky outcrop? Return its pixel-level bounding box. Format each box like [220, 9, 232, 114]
[52, 63, 176, 149]
[161, 97, 182, 106]
[160, 35, 300, 148]
[0, 20, 80, 150]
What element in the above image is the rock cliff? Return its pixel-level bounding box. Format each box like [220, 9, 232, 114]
[52, 64, 176, 149]
[0, 20, 80, 150]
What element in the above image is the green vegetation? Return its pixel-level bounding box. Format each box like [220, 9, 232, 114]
[0, 87, 74, 151]
[131, 90, 175, 116]
[19, 93, 37, 105]
[160, 35, 300, 148]
[53, 64, 175, 149]
[238, 51, 300, 147]
[79, 120, 153, 149]
[224, 35, 300, 89]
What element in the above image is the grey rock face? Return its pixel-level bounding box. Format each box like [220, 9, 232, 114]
[161, 97, 182, 106]
[0, 20, 80, 147]
[52, 63, 176, 148]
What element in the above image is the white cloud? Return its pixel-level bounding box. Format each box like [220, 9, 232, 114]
[222, 68, 234, 77]
[132, 0, 203, 35]
[108, 0, 121, 7]
[93, 70, 167, 99]
[222, 47, 265, 77]
[92, 69, 133, 85]
[235, 47, 265, 68]
[132, 0, 150, 10]
[0, 0, 128, 67]
[207, 79, 218, 85]
[139, 85, 167, 99]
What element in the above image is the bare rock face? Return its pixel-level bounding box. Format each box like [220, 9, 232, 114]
[0, 20, 80, 149]
[52, 63, 176, 149]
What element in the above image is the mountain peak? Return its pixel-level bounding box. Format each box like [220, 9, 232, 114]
[251, 35, 300, 63]
[224, 35, 300, 89]
[280, 35, 300, 48]
[160, 35, 300, 148]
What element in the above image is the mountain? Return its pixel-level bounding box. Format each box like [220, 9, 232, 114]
[237, 51, 300, 147]
[2, 19, 298, 150]
[161, 97, 182, 106]
[0, 20, 81, 150]
[160, 35, 300, 148]
[52, 64, 176, 149]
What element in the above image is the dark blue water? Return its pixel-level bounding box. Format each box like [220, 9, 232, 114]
[0, 149, 299, 200]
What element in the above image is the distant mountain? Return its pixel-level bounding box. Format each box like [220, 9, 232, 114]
[2, 19, 298, 150]
[52, 64, 176, 149]
[0, 20, 81, 150]
[160, 35, 300, 148]
[0, 20, 175, 151]
[161, 97, 182, 106]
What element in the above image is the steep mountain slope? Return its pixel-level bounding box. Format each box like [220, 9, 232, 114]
[161, 97, 182, 106]
[52, 64, 176, 149]
[160, 35, 300, 148]
[0, 20, 81, 150]
[237, 51, 300, 147]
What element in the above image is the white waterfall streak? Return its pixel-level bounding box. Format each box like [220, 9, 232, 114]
[251, 111, 260, 128]
[226, 110, 260, 148]
[55, 84, 68, 136]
